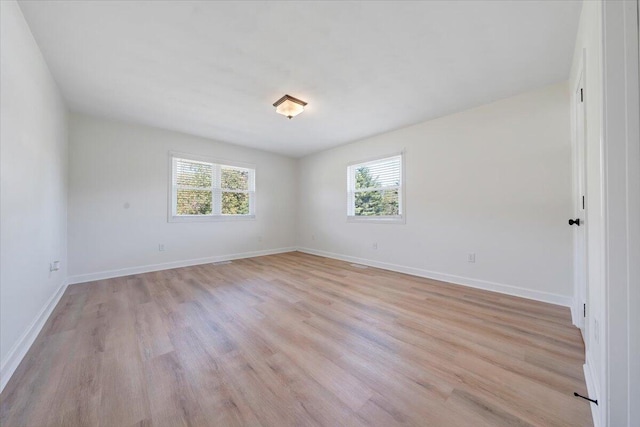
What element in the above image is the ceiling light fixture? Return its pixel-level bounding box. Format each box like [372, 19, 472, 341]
[273, 94, 307, 119]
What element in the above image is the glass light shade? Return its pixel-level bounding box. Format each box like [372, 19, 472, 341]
[273, 95, 307, 119]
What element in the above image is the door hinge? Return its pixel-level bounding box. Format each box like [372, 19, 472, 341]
[583, 303, 586, 317]
[582, 195, 585, 210]
[580, 88, 584, 103]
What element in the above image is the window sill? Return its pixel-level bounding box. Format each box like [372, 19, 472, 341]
[168, 214, 256, 223]
[347, 216, 405, 224]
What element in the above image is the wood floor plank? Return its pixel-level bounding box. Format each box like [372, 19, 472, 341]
[0, 252, 593, 426]
[143, 351, 206, 425]
[57, 353, 103, 427]
[99, 347, 150, 426]
[264, 352, 366, 427]
[0, 330, 76, 427]
[135, 301, 174, 361]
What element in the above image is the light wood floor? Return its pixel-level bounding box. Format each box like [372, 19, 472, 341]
[0, 252, 592, 426]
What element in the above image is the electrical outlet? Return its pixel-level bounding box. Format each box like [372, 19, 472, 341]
[49, 261, 60, 272]
[158, 244, 165, 252]
[468, 253, 476, 263]
[372, 242, 378, 250]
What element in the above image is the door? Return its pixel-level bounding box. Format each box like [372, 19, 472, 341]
[572, 69, 588, 337]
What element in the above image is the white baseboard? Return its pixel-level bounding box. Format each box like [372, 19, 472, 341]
[583, 359, 601, 427]
[296, 247, 573, 308]
[0, 280, 68, 393]
[67, 247, 297, 285]
[571, 300, 583, 328]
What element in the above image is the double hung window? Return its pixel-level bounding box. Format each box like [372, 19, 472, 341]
[169, 154, 255, 222]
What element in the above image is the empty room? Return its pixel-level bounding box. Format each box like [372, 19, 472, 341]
[0, 1, 638, 426]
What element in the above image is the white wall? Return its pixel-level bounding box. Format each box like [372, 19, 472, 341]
[67, 114, 297, 282]
[0, 0, 68, 385]
[298, 82, 573, 305]
[569, 1, 605, 425]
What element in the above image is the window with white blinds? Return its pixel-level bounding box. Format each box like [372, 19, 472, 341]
[169, 154, 255, 222]
[347, 153, 404, 222]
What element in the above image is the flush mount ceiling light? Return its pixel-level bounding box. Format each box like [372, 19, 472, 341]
[273, 94, 307, 119]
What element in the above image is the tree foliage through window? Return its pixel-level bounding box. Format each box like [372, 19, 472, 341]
[221, 168, 250, 215]
[347, 154, 402, 219]
[354, 166, 399, 216]
[176, 160, 212, 215]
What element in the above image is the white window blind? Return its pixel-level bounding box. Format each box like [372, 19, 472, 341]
[347, 154, 403, 222]
[170, 154, 255, 221]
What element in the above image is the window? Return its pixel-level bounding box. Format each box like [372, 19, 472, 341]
[169, 153, 255, 222]
[347, 153, 404, 223]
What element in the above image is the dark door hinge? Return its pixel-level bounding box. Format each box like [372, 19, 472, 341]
[583, 303, 586, 317]
[580, 88, 584, 102]
[582, 195, 585, 210]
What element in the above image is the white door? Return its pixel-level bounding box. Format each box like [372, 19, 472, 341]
[572, 69, 588, 337]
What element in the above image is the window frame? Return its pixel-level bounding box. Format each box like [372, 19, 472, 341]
[346, 152, 405, 224]
[167, 151, 256, 223]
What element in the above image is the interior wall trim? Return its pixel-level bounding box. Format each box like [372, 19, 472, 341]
[296, 247, 574, 308]
[0, 280, 68, 393]
[67, 247, 297, 285]
[583, 358, 602, 427]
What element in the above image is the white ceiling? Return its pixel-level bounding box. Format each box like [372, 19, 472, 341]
[19, 1, 582, 157]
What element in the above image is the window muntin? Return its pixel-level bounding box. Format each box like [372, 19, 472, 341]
[170, 154, 255, 221]
[347, 154, 403, 222]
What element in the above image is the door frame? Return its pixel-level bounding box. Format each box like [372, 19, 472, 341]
[601, 0, 640, 425]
